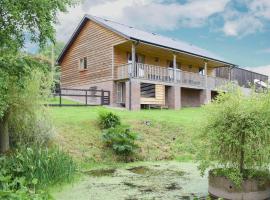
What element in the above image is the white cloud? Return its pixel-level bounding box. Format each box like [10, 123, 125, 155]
[55, 0, 230, 42]
[221, 0, 270, 37]
[55, 0, 270, 42]
[250, 0, 270, 19]
[222, 13, 263, 37]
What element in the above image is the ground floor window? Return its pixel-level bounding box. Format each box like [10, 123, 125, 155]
[141, 83, 155, 98]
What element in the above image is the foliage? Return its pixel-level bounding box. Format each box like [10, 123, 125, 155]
[0, 54, 51, 118]
[0, 0, 74, 53]
[198, 85, 270, 185]
[8, 70, 54, 147]
[37, 41, 66, 89]
[98, 110, 121, 129]
[0, 168, 49, 200]
[103, 125, 139, 156]
[0, 0, 75, 153]
[38, 42, 65, 61]
[0, 146, 77, 195]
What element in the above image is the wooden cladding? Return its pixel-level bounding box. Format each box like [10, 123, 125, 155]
[140, 84, 165, 105]
[215, 66, 268, 88]
[60, 20, 127, 87]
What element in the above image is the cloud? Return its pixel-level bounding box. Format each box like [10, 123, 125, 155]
[250, 0, 270, 19]
[222, 13, 263, 37]
[221, 0, 270, 37]
[55, 0, 270, 42]
[55, 0, 230, 41]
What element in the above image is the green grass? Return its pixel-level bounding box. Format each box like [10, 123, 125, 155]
[49, 106, 205, 169]
[46, 96, 82, 105]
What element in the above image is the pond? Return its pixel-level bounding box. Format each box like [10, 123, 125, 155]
[52, 161, 208, 200]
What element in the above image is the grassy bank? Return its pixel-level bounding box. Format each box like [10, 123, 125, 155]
[49, 106, 205, 168]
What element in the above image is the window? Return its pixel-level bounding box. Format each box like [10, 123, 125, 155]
[116, 82, 125, 103]
[140, 83, 155, 98]
[79, 57, 87, 70]
[167, 60, 181, 68]
[127, 53, 145, 64]
[199, 67, 205, 75]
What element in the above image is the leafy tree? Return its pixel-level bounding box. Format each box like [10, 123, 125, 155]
[37, 41, 65, 89]
[38, 41, 65, 61]
[0, 0, 75, 153]
[198, 85, 270, 185]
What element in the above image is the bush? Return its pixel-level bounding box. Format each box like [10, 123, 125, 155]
[198, 85, 270, 186]
[98, 110, 121, 129]
[0, 146, 77, 199]
[102, 125, 139, 156]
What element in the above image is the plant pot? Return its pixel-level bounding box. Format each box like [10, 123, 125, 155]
[208, 170, 270, 200]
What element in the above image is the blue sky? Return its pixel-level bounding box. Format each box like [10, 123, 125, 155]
[51, 0, 270, 74]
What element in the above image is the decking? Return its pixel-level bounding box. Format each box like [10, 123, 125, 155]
[115, 63, 229, 90]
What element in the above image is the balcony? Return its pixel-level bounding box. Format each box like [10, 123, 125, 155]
[115, 63, 229, 90]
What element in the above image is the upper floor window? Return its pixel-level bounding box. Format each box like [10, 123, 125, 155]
[199, 67, 205, 75]
[127, 53, 145, 64]
[167, 60, 180, 69]
[79, 57, 87, 70]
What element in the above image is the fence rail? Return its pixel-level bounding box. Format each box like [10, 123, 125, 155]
[46, 88, 110, 106]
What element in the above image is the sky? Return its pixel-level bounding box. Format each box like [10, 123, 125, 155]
[52, 0, 270, 76]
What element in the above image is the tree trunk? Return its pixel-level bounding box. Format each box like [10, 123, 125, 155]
[240, 132, 245, 174]
[0, 113, 9, 153]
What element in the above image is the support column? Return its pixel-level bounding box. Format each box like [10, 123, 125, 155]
[200, 89, 211, 105]
[125, 79, 140, 111]
[130, 42, 136, 78]
[204, 60, 208, 89]
[167, 85, 181, 110]
[173, 53, 177, 82]
[201, 60, 211, 105]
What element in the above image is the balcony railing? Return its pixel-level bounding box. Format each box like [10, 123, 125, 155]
[115, 63, 229, 90]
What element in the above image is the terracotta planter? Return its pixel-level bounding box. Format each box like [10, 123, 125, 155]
[208, 170, 270, 200]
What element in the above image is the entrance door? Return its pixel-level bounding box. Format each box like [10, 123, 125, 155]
[116, 82, 125, 103]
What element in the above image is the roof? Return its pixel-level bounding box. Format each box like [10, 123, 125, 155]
[57, 14, 234, 65]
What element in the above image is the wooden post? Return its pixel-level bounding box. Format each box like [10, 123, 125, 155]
[131, 42, 136, 78]
[59, 89, 62, 106]
[85, 90, 88, 105]
[204, 60, 208, 89]
[173, 54, 177, 82]
[101, 89, 104, 105]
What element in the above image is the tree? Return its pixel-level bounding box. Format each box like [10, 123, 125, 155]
[37, 41, 66, 89]
[198, 85, 270, 185]
[38, 41, 65, 61]
[0, 0, 75, 153]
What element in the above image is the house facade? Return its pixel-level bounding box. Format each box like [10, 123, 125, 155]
[57, 15, 268, 110]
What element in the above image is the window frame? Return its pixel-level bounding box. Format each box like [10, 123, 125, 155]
[79, 57, 88, 71]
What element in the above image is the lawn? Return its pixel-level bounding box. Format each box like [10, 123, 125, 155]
[49, 105, 205, 169]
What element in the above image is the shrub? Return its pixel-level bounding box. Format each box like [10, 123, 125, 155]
[98, 110, 121, 129]
[198, 85, 270, 186]
[0, 146, 77, 190]
[102, 125, 139, 156]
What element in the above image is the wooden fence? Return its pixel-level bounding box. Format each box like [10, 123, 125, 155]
[47, 88, 110, 106]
